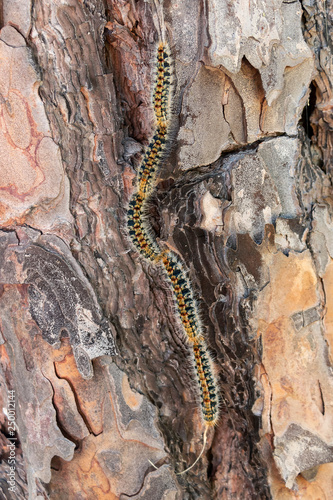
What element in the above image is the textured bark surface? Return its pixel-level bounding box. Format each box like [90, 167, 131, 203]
[0, 0, 332, 499]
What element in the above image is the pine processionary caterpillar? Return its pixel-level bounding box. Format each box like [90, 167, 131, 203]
[137, 125, 168, 196]
[161, 250, 219, 426]
[192, 340, 219, 425]
[136, 42, 171, 196]
[161, 251, 203, 342]
[127, 43, 171, 257]
[153, 43, 171, 127]
[127, 193, 161, 261]
[127, 42, 219, 436]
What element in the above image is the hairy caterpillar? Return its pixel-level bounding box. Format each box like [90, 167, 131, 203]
[161, 250, 219, 426]
[127, 43, 171, 256]
[127, 42, 219, 441]
[127, 193, 161, 261]
[136, 42, 171, 196]
[137, 126, 168, 196]
[192, 340, 219, 425]
[153, 43, 172, 125]
[161, 251, 203, 342]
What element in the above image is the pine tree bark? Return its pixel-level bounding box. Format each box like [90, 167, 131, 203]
[0, 1, 332, 499]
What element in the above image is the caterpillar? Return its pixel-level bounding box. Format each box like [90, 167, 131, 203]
[161, 251, 203, 342]
[137, 125, 167, 196]
[161, 250, 219, 426]
[153, 43, 172, 127]
[136, 42, 171, 195]
[127, 43, 171, 256]
[192, 340, 219, 425]
[127, 192, 161, 261]
[127, 42, 219, 437]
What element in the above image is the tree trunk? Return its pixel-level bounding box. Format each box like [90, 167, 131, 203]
[0, 1, 332, 499]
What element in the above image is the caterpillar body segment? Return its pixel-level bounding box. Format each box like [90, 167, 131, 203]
[192, 340, 219, 426]
[161, 251, 204, 343]
[137, 124, 168, 196]
[153, 43, 172, 126]
[127, 193, 161, 261]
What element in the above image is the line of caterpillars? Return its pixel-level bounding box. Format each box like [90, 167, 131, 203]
[127, 43, 219, 427]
